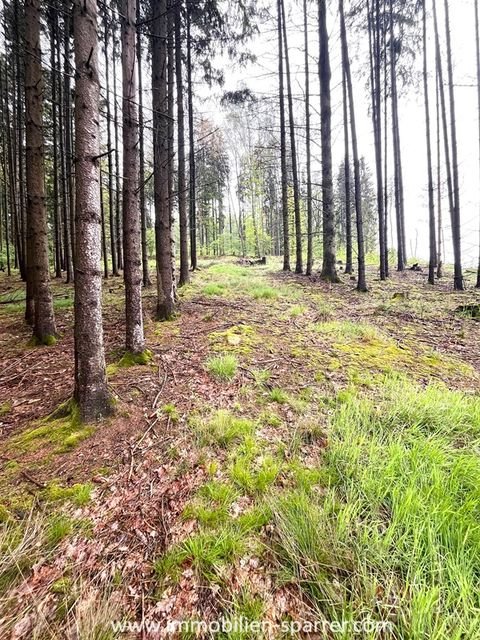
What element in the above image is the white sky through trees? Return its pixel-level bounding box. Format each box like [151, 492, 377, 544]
[198, 0, 480, 266]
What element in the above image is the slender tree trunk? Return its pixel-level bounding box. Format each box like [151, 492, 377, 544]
[433, 1, 454, 284]
[167, 3, 176, 293]
[64, 4, 76, 275]
[367, 0, 386, 280]
[435, 69, 443, 278]
[73, 0, 112, 421]
[281, 0, 302, 273]
[303, 0, 313, 275]
[100, 171, 109, 279]
[423, 1, 436, 285]
[15, 0, 27, 280]
[25, 0, 56, 342]
[277, 0, 290, 271]
[136, 1, 151, 286]
[319, 0, 338, 282]
[176, 0, 189, 286]
[186, 5, 197, 270]
[475, 0, 480, 288]
[49, 10, 63, 279]
[104, 21, 118, 276]
[58, 9, 73, 283]
[342, 65, 352, 275]
[113, 39, 123, 271]
[340, 0, 366, 292]
[152, 0, 175, 319]
[443, 0, 464, 290]
[122, 0, 145, 353]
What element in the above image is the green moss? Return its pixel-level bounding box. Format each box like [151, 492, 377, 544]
[107, 349, 153, 375]
[28, 334, 57, 347]
[209, 324, 258, 355]
[43, 481, 93, 506]
[10, 400, 94, 454]
[0, 401, 12, 417]
[161, 403, 180, 424]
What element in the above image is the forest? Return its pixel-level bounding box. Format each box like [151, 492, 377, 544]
[0, 0, 480, 637]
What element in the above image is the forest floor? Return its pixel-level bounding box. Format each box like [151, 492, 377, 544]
[0, 259, 479, 639]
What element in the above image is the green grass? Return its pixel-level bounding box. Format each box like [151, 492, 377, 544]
[270, 375, 480, 638]
[206, 353, 238, 381]
[191, 410, 255, 447]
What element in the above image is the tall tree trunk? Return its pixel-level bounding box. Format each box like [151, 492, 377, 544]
[277, 0, 290, 271]
[433, 1, 454, 283]
[389, 0, 405, 271]
[281, 0, 302, 273]
[122, 0, 145, 354]
[342, 62, 352, 275]
[25, 0, 56, 342]
[319, 0, 338, 282]
[152, 0, 175, 319]
[136, 1, 151, 286]
[100, 172, 108, 279]
[64, 3, 76, 275]
[443, 0, 464, 290]
[367, 0, 386, 280]
[58, 8, 73, 283]
[73, 0, 112, 421]
[113, 38, 123, 271]
[15, 0, 27, 279]
[423, 0, 436, 285]
[167, 3, 176, 293]
[475, 0, 480, 288]
[186, 5, 197, 270]
[104, 19, 118, 276]
[303, 0, 313, 276]
[176, 0, 189, 286]
[49, 9, 63, 279]
[435, 69, 443, 278]
[340, 0, 366, 292]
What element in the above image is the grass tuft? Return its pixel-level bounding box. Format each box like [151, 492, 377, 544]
[206, 353, 238, 382]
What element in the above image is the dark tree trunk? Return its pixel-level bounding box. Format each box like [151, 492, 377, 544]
[340, 0, 366, 292]
[25, 0, 56, 342]
[367, 0, 386, 280]
[342, 59, 352, 276]
[186, 6, 197, 270]
[100, 172, 109, 279]
[104, 19, 118, 276]
[277, 0, 290, 271]
[136, 1, 151, 287]
[122, 0, 145, 353]
[113, 38, 123, 271]
[435, 69, 443, 279]
[64, 3, 76, 275]
[443, 0, 464, 290]
[303, 0, 313, 276]
[176, 0, 189, 286]
[318, 0, 338, 282]
[423, 1, 436, 285]
[152, 0, 175, 319]
[281, 0, 302, 274]
[73, 0, 112, 421]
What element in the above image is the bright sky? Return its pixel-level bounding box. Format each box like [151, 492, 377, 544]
[200, 0, 480, 267]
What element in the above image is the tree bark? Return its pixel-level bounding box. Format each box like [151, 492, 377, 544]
[318, 0, 338, 282]
[303, 0, 313, 276]
[340, 0, 366, 292]
[176, 0, 189, 286]
[25, 0, 56, 342]
[122, 0, 145, 354]
[152, 0, 175, 319]
[281, 0, 302, 274]
[443, 0, 464, 290]
[186, 5, 197, 270]
[73, 0, 112, 421]
[64, 3, 76, 275]
[342, 54, 352, 275]
[277, 0, 290, 271]
[104, 18, 119, 276]
[422, 1, 436, 285]
[136, 1, 151, 287]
